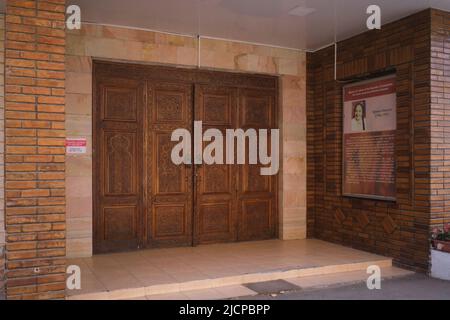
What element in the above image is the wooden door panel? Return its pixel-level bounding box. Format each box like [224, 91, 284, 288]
[240, 95, 272, 129]
[103, 206, 138, 241]
[199, 203, 232, 235]
[149, 130, 191, 245]
[195, 85, 238, 244]
[146, 82, 193, 248]
[201, 94, 233, 126]
[197, 148, 235, 243]
[242, 164, 271, 194]
[238, 89, 278, 241]
[103, 131, 138, 195]
[94, 78, 144, 253]
[94, 62, 279, 253]
[153, 89, 189, 124]
[152, 203, 188, 239]
[153, 132, 187, 195]
[102, 87, 138, 122]
[202, 164, 231, 194]
[240, 199, 273, 240]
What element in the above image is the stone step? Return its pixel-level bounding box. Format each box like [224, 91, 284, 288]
[67, 257, 393, 300]
[129, 266, 414, 300]
[284, 266, 414, 290]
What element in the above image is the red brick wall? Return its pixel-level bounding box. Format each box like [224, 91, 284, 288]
[430, 10, 450, 231]
[0, 12, 5, 300]
[0, 247, 5, 300]
[307, 9, 433, 272]
[4, 0, 66, 299]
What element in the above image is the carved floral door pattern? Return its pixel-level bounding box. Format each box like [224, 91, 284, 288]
[194, 85, 238, 244]
[94, 63, 278, 253]
[94, 78, 144, 253]
[146, 81, 194, 248]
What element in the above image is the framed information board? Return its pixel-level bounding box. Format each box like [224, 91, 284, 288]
[342, 75, 396, 201]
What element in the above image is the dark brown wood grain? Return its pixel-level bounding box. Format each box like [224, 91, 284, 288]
[93, 61, 279, 253]
[238, 88, 278, 241]
[146, 81, 194, 249]
[94, 77, 144, 253]
[194, 84, 238, 244]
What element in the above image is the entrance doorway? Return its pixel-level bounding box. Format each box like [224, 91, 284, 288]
[93, 61, 278, 254]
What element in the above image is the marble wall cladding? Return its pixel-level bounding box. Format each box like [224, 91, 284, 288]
[280, 74, 307, 240]
[65, 24, 307, 257]
[67, 24, 198, 66]
[199, 38, 304, 76]
[65, 54, 93, 257]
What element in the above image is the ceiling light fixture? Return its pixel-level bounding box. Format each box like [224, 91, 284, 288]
[288, 5, 316, 17]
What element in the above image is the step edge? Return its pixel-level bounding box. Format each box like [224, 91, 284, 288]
[66, 258, 392, 300]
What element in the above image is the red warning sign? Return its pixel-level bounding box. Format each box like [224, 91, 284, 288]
[66, 138, 87, 154]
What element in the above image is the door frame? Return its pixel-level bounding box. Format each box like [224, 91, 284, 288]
[92, 60, 280, 254]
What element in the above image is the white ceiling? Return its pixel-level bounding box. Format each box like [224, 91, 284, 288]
[3, 0, 450, 50]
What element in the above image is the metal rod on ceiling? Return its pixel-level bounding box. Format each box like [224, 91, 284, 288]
[334, 42, 337, 81]
[334, 0, 337, 81]
[197, 0, 201, 69]
[198, 35, 201, 68]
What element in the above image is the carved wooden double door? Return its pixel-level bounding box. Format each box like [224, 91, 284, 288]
[94, 62, 278, 254]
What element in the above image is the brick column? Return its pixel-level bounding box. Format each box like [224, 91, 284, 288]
[5, 0, 66, 299]
[0, 13, 5, 300]
[430, 10, 450, 234]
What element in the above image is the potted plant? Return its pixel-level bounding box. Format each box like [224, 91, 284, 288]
[431, 224, 450, 253]
[431, 223, 450, 281]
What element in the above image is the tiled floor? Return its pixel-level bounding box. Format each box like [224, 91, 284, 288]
[67, 239, 392, 299]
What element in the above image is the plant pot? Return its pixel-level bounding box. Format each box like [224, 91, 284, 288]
[432, 240, 450, 253]
[431, 249, 450, 281]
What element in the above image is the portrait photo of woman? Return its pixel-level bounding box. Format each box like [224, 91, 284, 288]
[351, 101, 367, 132]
